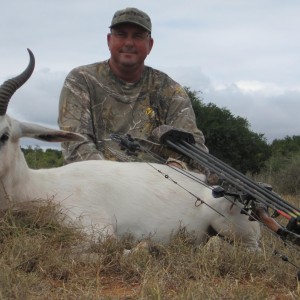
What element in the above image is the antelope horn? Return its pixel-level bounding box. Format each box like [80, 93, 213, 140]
[0, 49, 35, 116]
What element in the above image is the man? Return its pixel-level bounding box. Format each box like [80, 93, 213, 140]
[58, 7, 207, 169]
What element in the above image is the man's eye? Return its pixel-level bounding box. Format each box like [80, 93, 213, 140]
[115, 32, 126, 38]
[134, 33, 144, 40]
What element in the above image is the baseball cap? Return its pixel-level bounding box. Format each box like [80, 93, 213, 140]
[109, 7, 152, 32]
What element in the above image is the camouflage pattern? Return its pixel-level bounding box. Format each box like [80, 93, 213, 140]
[110, 7, 152, 32]
[58, 60, 207, 166]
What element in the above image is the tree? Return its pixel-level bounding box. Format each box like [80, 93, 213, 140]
[22, 146, 63, 169]
[271, 135, 300, 157]
[261, 135, 300, 195]
[185, 87, 271, 174]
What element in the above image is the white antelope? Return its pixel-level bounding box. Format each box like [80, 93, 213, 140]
[0, 50, 261, 250]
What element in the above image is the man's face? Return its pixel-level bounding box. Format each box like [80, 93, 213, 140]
[107, 23, 153, 69]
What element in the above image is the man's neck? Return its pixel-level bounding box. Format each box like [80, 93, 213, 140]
[108, 60, 144, 83]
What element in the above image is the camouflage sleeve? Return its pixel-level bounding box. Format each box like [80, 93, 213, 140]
[58, 69, 104, 164]
[164, 85, 208, 152]
[151, 84, 208, 172]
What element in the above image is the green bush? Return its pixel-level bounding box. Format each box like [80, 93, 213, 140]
[267, 154, 300, 195]
[22, 146, 63, 169]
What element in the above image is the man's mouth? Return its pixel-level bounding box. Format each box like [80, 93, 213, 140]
[120, 48, 137, 54]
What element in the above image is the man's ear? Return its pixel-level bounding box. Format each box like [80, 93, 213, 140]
[148, 37, 154, 54]
[107, 33, 112, 49]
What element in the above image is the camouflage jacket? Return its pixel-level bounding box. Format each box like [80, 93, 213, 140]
[58, 60, 207, 165]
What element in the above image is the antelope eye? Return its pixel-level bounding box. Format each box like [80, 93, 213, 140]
[0, 132, 9, 143]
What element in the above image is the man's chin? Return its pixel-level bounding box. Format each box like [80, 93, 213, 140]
[120, 59, 137, 67]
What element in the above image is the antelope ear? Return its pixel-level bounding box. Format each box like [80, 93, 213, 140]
[20, 121, 86, 142]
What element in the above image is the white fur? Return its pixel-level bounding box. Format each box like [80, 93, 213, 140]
[0, 115, 261, 250]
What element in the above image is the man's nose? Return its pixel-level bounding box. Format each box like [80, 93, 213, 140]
[124, 35, 135, 45]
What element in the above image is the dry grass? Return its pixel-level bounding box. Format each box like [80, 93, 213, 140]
[0, 199, 299, 300]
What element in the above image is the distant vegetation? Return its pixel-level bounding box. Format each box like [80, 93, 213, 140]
[22, 146, 63, 168]
[262, 136, 300, 195]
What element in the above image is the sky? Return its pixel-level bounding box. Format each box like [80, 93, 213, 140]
[1, 0, 300, 149]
